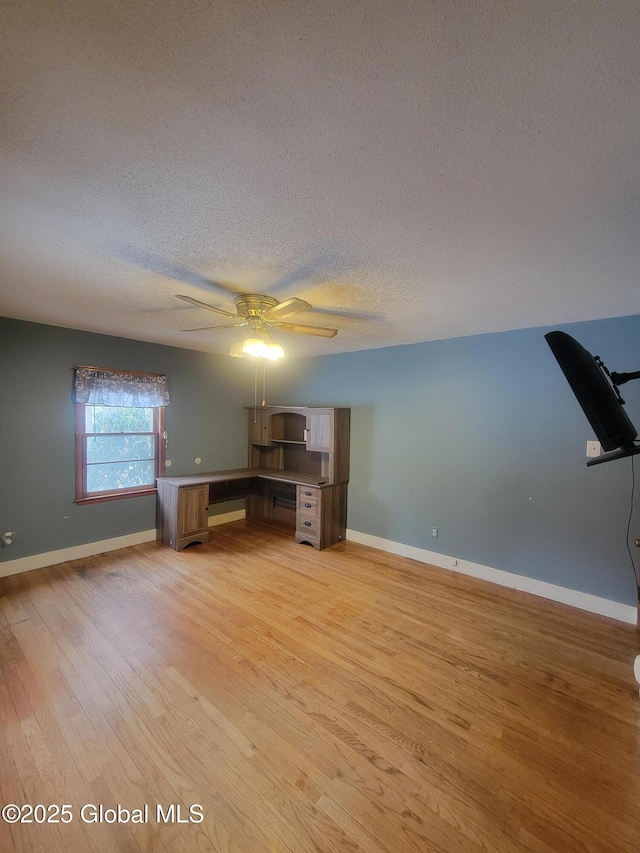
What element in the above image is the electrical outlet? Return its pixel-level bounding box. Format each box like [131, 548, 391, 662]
[432, 527, 438, 538]
[452, 558, 458, 567]
[586, 440, 601, 458]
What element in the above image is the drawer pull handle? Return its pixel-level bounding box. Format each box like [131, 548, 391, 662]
[304, 491, 312, 496]
[304, 502, 312, 508]
[304, 521, 312, 527]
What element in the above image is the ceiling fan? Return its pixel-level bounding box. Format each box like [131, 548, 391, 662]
[176, 292, 339, 354]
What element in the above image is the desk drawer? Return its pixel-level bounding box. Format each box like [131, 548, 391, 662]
[297, 485, 319, 509]
[296, 511, 319, 537]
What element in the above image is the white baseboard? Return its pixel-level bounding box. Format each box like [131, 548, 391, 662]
[208, 509, 246, 527]
[0, 509, 247, 579]
[2, 515, 633, 625]
[346, 529, 637, 625]
[0, 529, 158, 579]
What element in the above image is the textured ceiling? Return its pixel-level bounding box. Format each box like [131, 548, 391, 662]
[1, 0, 639, 358]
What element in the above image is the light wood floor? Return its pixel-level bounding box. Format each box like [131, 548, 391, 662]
[1, 519, 639, 853]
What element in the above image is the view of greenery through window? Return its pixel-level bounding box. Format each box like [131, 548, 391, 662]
[85, 406, 156, 493]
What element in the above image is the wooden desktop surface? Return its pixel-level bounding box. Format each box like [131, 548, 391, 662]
[156, 467, 335, 489]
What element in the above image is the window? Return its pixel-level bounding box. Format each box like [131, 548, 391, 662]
[74, 367, 169, 504]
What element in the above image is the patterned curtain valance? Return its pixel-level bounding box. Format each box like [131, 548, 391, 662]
[74, 366, 170, 407]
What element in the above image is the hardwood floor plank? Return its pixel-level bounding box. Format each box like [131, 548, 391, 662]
[1, 520, 638, 852]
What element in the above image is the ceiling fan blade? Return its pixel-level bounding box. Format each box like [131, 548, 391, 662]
[274, 321, 338, 338]
[263, 297, 312, 319]
[181, 322, 246, 332]
[175, 294, 237, 318]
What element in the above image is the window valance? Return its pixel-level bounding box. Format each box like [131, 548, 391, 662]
[74, 366, 170, 408]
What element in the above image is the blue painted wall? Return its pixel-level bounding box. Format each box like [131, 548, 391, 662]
[268, 315, 640, 606]
[0, 317, 253, 561]
[2, 313, 639, 607]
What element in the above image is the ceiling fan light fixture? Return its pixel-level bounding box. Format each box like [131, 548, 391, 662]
[241, 337, 269, 358]
[230, 335, 285, 359]
[264, 342, 285, 360]
[229, 339, 250, 358]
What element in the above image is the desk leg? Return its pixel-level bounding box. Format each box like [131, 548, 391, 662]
[247, 480, 270, 520]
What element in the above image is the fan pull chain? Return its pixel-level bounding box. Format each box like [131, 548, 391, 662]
[262, 360, 266, 407]
[254, 359, 258, 415]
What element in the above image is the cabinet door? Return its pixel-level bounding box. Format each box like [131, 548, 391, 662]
[177, 485, 208, 538]
[306, 408, 333, 452]
[248, 407, 270, 445]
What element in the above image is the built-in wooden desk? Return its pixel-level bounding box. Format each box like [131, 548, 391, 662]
[156, 467, 347, 552]
[156, 405, 350, 552]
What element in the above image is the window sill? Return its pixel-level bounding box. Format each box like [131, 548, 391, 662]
[75, 487, 157, 506]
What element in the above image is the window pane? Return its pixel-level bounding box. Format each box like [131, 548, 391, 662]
[86, 460, 155, 493]
[87, 435, 154, 464]
[87, 406, 154, 433]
